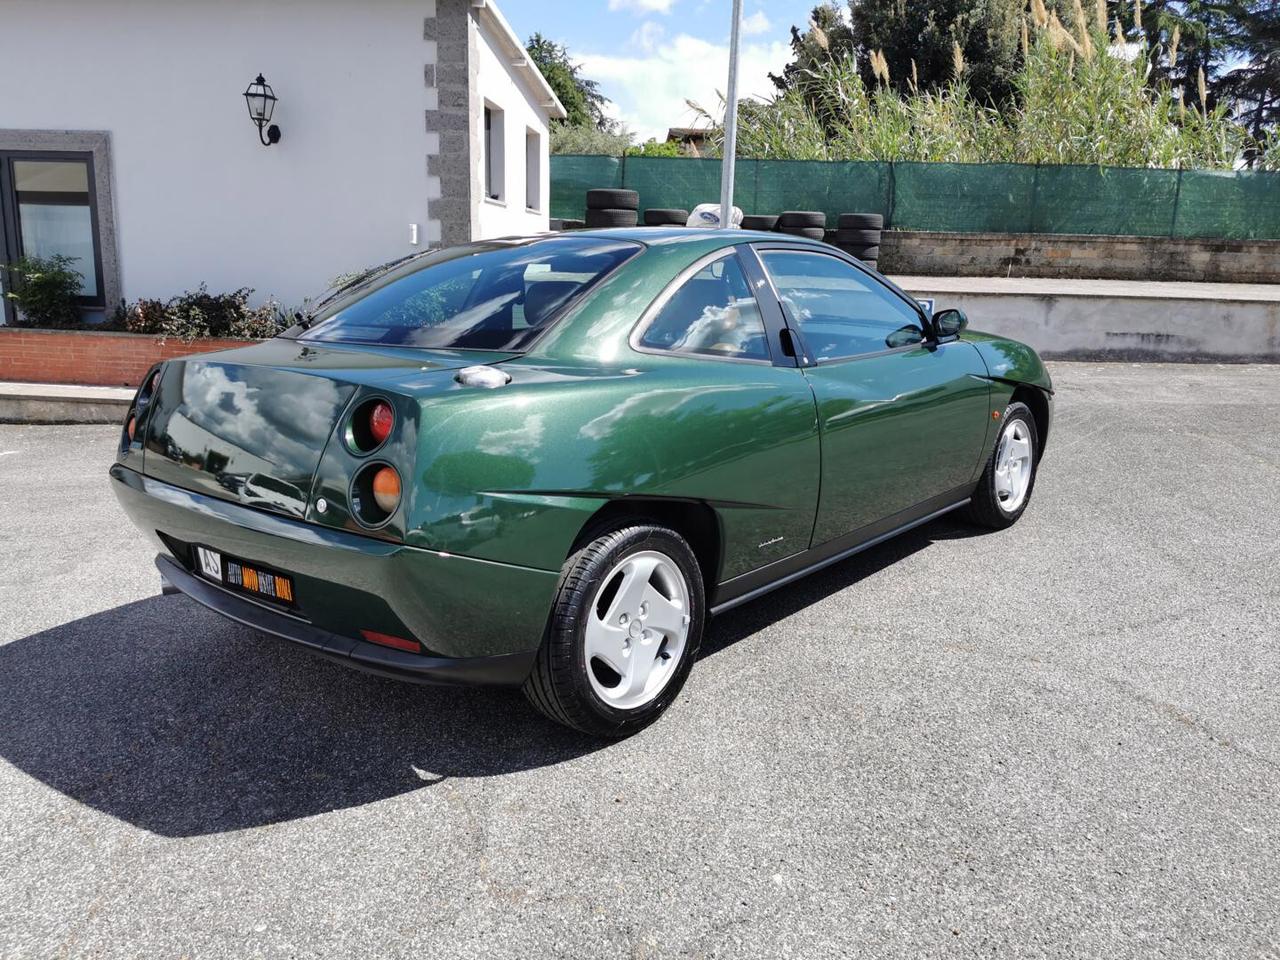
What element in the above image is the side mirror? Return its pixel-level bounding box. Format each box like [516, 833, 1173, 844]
[885, 324, 924, 349]
[933, 307, 968, 339]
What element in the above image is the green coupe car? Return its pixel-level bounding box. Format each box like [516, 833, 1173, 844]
[111, 228, 1052, 737]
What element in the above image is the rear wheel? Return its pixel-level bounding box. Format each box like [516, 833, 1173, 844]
[963, 401, 1039, 529]
[523, 524, 705, 737]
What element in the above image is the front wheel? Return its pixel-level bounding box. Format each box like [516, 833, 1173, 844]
[523, 523, 705, 738]
[962, 400, 1040, 529]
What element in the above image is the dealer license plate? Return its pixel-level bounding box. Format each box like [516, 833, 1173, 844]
[195, 546, 296, 605]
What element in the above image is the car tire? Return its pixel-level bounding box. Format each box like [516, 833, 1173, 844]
[779, 226, 826, 240]
[643, 207, 689, 226]
[741, 214, 778, 231]
[523, 523, 706, 738]
[834, 228, 882, 245]
[778, 210, 826, 229]
[585, 208, 638, 228]
[586, 188, 639, 211]
[962, 401, 1040, 529]
[838, 245, 880, 261]
[837, 213, 884, 230]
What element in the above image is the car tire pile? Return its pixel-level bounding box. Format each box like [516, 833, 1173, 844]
[774, 210, 826, 241]
[642, 207, 690, 226]
[585, 189, 639, 228]
[574, 189, 885, 270]
[831, 213, 883, 269]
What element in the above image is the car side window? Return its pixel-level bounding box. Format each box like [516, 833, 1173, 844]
[637, 253, 771, 361]
[758, 250, 924, 362]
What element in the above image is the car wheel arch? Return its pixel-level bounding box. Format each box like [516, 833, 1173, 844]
[1009, 384, 1050, 453]
[570, 498, 723, 594]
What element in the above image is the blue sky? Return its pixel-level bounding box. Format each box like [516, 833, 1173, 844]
[498, 0, 822, 141]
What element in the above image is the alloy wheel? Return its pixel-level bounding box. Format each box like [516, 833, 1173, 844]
[584, 550, 692, 710]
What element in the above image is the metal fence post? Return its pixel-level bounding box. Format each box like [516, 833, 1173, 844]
[886, 162, 897, 227]
[1030, 163, 1042, 234]
[1170, 167, 1184, 238]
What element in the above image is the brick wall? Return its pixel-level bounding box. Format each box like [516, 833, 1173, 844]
[0, 328, 254, 388]
[881, 231, 1280, 283]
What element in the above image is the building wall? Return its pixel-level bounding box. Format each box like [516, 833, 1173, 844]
[881, 231, 1280, 284]
[471, 13, 552, 239]
[0, 0, 437, 308]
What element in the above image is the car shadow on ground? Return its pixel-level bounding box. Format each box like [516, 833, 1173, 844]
[0, 516, 980, 838]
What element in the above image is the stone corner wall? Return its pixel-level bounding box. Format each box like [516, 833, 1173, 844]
[423, 0, 478, 249]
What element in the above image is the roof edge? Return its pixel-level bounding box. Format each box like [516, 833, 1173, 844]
[471, 0, 568, 121]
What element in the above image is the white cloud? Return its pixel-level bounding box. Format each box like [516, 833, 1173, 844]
[630, 21, 666, 53]
[741, 10, 771, 35]
[580, 34, 792, 142]
[608, 0, 676, 13]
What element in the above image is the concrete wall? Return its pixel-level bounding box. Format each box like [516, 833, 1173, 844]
[897, 277, 1280, 362]
[0, 0, 446, 309]
[1, 0, 554, 313]
[882, 231, 1280, 285]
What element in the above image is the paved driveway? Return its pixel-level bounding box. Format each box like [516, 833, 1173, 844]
[1, 363, 1277, 958]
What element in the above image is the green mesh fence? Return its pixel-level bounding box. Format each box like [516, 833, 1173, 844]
[551, 155, 1280, 240]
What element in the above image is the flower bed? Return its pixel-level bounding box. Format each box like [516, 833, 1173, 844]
[0, 327, 255, 388]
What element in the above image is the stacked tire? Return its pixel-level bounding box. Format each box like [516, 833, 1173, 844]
[585, 189, 639, 228]
[832, 213, 883, 270]
[775, 210, 826, 240]
[741, 214, 779, 232]
[643, 207, 689, 226]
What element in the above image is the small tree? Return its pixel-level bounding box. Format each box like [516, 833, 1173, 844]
[2, 254, 85, 328]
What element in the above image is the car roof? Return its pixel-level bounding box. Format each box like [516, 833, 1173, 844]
[511, 227, 823, 248]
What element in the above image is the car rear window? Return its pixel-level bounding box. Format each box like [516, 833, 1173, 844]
[297, 237, 641, 351]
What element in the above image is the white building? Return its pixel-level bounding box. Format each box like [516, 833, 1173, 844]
[0, 0, 565, 322]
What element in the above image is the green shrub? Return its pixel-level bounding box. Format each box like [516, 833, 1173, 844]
[1, 254, 85, 328]
[550, 121, 634, 155]
[625, 138, 686, 158]
[107, 285, 286, 341]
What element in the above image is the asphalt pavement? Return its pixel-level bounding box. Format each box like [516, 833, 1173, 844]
[1, 362, 1277, 959]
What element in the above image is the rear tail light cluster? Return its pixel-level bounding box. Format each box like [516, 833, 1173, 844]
[351, 462, 402, 527]
[343, 397, 403, 528]
[347, 397, 395, 454]
[122, 366, 162, 451]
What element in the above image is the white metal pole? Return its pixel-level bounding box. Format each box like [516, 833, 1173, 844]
[718, 0, 743, 228]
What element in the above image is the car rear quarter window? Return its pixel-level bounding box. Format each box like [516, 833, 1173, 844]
[759, 250, 924, 362]
[636, 253, 770, 362]
[299, 237, 640, 351]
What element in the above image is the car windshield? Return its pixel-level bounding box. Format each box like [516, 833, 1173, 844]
[295, 237, 641, 351]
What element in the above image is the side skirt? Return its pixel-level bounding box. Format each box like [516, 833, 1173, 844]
[709, 486, 973, 616]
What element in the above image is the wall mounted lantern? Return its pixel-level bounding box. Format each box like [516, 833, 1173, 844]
[243, 74, 281, 145]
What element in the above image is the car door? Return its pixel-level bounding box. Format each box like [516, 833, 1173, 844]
[751, 245, 991, 548]
[628, 246, 821, 582]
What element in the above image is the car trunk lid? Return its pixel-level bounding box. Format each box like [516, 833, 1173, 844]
[140, 339, 512, 518]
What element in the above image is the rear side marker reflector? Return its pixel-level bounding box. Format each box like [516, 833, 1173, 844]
[360, 629, 421, 654]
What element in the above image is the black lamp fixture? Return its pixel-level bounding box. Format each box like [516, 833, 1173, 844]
[243, 73, 281, 146]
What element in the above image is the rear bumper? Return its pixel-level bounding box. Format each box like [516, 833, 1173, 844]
[155, 554, 536, 685]
[111, 464, 559, 684]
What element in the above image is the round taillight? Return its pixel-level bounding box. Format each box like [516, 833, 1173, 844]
[372, 466, 401, 514]
[369, 402, 394, 445]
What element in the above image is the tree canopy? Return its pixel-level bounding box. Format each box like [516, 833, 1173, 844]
[526, 33, 614, 130]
